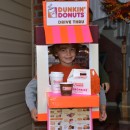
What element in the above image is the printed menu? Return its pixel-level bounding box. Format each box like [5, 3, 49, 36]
[48, 108, 93, 130]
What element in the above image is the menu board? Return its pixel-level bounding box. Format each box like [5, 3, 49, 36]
[48, 108, 93, 130]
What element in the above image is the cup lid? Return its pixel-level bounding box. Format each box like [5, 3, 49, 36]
[50, 72, 64, 77]
[50, 72, 63, 74]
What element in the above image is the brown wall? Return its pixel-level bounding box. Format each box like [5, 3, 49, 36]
[99, 35, 123, 102]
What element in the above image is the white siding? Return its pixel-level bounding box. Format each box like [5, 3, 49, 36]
[0, 0, 32, 129]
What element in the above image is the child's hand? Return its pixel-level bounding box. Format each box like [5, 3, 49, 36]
[99, 110, 107, 121]
[99, 104, 107, 121]
[31, 108, 37, 121]
[101, 82, 110, 93]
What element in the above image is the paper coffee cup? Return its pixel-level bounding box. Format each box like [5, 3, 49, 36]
[50, 72, 64, 93]
[60, 82, 73, 96]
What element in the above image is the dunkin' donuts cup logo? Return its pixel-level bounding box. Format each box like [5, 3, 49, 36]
[48, 4, 57, 18]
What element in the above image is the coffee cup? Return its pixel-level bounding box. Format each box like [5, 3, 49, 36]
[60, 82, 73, 96]
[50, 72, 64, 93]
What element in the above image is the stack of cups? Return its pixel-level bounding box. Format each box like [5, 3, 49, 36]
[49, 72, 64, 93]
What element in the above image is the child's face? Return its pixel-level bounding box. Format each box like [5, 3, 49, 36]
[56, 46, 76, 66]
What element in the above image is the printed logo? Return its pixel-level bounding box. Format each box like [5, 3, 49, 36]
[73, 83, 83, 87]
[48, 4, 57, 18]
[63, 87, 72, 90]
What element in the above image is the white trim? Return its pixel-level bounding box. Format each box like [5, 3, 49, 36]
[37, 46, 50, 114]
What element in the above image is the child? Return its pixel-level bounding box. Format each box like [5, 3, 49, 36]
[25, 44, 107, 122]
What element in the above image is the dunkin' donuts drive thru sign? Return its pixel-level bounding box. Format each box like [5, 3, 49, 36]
[45, 1, 88, 26]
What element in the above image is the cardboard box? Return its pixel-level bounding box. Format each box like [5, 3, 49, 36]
[67, 69, 91, 95]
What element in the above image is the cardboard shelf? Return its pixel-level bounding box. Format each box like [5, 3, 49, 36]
[37, 92, 99, 121]
[47, 92, 99, 108]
